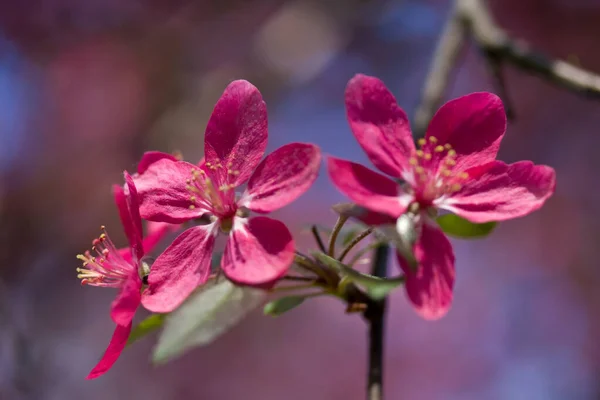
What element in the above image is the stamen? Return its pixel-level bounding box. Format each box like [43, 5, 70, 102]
[428, 136, 438, 143]
[416, 150, 424, 157]
[417, 138, 426, 146]
[434, 145, 444, 152]
[76, 227, 134, 288]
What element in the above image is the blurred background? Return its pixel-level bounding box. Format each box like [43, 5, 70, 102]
[1, 0, 599, 399]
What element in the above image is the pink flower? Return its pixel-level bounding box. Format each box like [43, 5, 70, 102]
[77, 172, 171, 379]
[134, 80, 321, 313]
[328, 74, 556, 319]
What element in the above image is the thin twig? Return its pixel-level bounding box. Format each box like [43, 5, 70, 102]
[281, 276, 317, 282]
[414, 0, 600, 136]
[338, 227, 374, 263]
[311, 225, 327, 253]
[328, 215, 349, 257]
[365, 245, 389, 400]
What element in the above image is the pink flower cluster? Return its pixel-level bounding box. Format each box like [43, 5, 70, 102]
[77, 75, 555, 379]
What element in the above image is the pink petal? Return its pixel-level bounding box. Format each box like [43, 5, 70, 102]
[124, 172, 145, 260]
[112, 183, 142, 261]
[137, 151, 178, 174]
[110, 274, 142, 326]
[86, 323, 132, 380]
[425, 92, 506, 173]
[441, 160, 556, 223]
[143, 221, 178, 254]
[327, 157, 409, 218]
[134, 158, 205, 223]
[345, 74, 414, 177]
[397, 222, 455, 320]
[204, 80, 267, 188]
[242, 143, 321, 213]
[222, 217, 294, 285]
[141, 225, 216, 313]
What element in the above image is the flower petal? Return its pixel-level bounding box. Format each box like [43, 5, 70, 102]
[425, 92, 506, 173]
[110, 274, 142, 326]
[222, 217, 294, 285]
[441, 161, 556, 223]
[134, 158, 205, 223]
[143, 221, 178, 254]
[345, 74, 414, 177]
[204, 80, 267, 188]
[112, 183, 142, 261]
[124, 171, 145, 260]
[397, 222, 455, 320]
[327, 157, 409, 218]
[137, 151, 179, 174]
[242, 143, 321, 213]
[86, 323, 132, 380]
[142, 225, 216, 313]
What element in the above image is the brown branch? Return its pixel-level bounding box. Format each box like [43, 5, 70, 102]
[413, 0, 600, 136]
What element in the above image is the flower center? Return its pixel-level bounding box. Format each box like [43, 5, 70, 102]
[76, 226, 135, 288]
[404, 136, 470, 205]
[186, 165, 238, 217]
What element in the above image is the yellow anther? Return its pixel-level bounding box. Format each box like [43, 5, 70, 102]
[190, 196, 196, 202]
[442, 169, 452, 177]
[434, 145, 444, 152]
[428, 136, 438, 143]
[409, 158, 418, 166]
[448, 149, 457, 157]
[424, 153, 432, 160]
[417, 138, 426, 146]
[451, 183, 462, 192]
[459, 172, 469, 179]
[189, 205, 196, 210]
[415, 166, 425, 174]
[227, 162, 233, 168]
[416, 150, 424, 157]
[445, 159, 456, 166]
[444, 143, 452, 150]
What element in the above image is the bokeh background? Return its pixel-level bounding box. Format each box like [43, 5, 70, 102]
[1, 0, 600, 399]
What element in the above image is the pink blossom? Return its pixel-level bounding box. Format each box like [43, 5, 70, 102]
[328, 74, 556, 319]
[134, 80, 321, 313]
[77, 172, 172, 379]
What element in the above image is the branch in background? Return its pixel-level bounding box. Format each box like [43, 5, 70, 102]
[413, 0, 600, 137]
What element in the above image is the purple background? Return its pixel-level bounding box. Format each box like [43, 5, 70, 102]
[1, 0, 600, 399]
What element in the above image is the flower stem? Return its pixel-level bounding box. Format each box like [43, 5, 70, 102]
[311, 225, 327, 253]
[270, 283, 317, 293]
[365, 244, 389, 400]
[338, 227, 374, 262]
[328, 215, 349, 257]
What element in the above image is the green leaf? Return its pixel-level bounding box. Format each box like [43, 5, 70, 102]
[263, 296, 306, 317]
[127, 314, 166, 346]
[437, 214, 497, 239]
[152, 279, 266, 364]
[314, 253, 403, 300]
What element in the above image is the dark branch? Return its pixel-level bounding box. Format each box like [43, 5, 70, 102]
[413, 0, 600, 136]
[365, 244, 389, 400]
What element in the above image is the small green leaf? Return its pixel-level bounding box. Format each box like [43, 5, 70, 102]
[437, 214, 497, 239]
[263, 296, 306, 317]
[152, 279, 265, 364]
[127, 314, 166, 346]
[314, 253, 403, 300]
